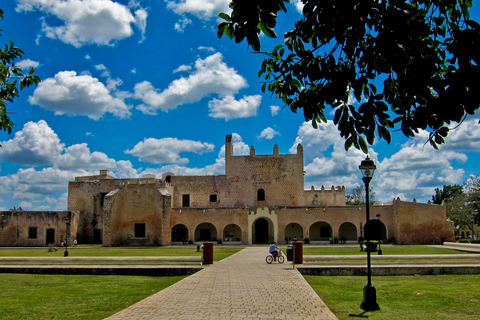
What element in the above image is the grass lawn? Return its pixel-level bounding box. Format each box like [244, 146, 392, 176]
[302, 245, 468, 256]
[0, 246, 241, 261]
[0, 273, 185, 320]
[305, 274, 480, 320]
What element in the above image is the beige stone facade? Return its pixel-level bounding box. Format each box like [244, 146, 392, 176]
[0, 135, 455, 246]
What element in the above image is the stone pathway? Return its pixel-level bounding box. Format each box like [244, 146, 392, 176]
[105, 247, 338, 320]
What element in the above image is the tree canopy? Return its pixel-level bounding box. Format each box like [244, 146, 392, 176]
[1, 9, 40, 137]
[217, 0, 480, 152]
[433, 177, 480, 231]
[346, 185, 376, 205]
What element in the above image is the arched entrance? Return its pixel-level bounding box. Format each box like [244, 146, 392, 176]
[46, 228, 55, 245]
[223, 224, 242, 242]
[254, 218, 269, 244]
[194, 223, 218, 242]
[339, 222, 357, 242]
[171, 224, 188, 243]
[284, 223, 303, 242]
[309, 221, 333, 241]
[379, 221, 387, 242]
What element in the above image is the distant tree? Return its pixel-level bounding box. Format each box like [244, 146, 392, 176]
[433, 178, 480, 235]
[1, 9, 40, 138]
[217, 1, 480, 152]
[346, 185, 375, 205]
[466, 177, 480, 226]
[432, 185, 464, 205]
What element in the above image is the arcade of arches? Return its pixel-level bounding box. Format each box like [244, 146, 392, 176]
[171, 220, 388, 244]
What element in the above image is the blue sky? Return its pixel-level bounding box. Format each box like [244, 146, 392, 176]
[1, 0, 479, 211]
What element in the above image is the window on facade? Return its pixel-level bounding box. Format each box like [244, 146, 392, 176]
[28, 227, 37, 239]
[210, 194, 217, 203]
[135, 223, 146, 238]
[257, 189, 265, 201]
[100, 193, 108, 206]
[182, 194, 190, 207]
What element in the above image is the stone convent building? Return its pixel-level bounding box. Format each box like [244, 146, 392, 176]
[0, 135, 454, 247]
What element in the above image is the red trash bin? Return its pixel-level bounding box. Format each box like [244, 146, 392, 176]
[292, 241, 303, 264]
[203, 242, 214, 264]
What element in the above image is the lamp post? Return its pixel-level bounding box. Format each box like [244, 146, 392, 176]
[376, 214, 382, 255]
[359, 156, 380, 312]
[64, 217, 70, 257]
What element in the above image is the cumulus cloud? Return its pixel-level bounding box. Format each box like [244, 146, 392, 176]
[16, 0, 147, 47]
[0, 120, 64, 166]
[376, 132, 467, 201]
[0, 167, 91, 201]
[174, 17, 192, 32]
[270, 105, 280, 116]
[217, 133, 250, 159]
[134, 53, 247, 114]
[125, 137, 215, 164]
[208, 95, 261, 120]
[0, 120, 118, 171]
[258, 127, 280, 140]
[55, 143, 117, 170]
[166, 0, 231, 20]
[292, 120, 471, 203]
[29, 71, 131, 120]
[16, 59, 40, 70]
[441, 118, 480, 152]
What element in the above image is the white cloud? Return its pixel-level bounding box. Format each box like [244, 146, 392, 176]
[291, 0, 304, 13]
[29, 71, 132, 120]
[134, 53, 247, 114]
[376, 132, 467, 201]
[270, 105, 280, 116]
[198, 46, 215, 52]
[174, 17, 192, 32]
[0, 167, 91, 201]
[173, 64, 192, 73]
[293, 120, 472, 203]
[258, 127, 280, 140]
[55, 143, 117, 170]
[16, 59, 40, 70]
[125, 137, 215, 164]
[166, 0, 231, 20]
[217, 133, 250, 159]
[0, 120, 64, 166]
[441, 118, 480, 152]
[208, 95, 261, 120]
[16, 0, 147, 47]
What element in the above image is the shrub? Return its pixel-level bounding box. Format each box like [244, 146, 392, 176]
[359, 240, 378, 252]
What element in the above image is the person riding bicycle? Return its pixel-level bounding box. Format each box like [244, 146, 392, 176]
[269, 242, 280, 261]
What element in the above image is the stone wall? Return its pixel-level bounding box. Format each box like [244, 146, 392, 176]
[393, 200, 455, 244]
[0, 211, 78, 246]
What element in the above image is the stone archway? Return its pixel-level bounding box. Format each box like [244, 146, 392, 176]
[284, 223, 303, 242]
[254, 218, 269, 244]
[309, 221, 333, 241]
[339, 222, 357, 241]
[194, 223, 218, 242]
[223, 224, 242, 242]
[171, 224, 188, 243]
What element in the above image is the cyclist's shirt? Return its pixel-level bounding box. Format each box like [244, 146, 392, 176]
[269, 244, 277, 253]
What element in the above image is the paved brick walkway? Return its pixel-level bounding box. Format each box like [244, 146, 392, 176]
[105, 247, 338, 320]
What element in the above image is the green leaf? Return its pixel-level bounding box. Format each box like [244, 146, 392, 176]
[358, 136, 369, 154]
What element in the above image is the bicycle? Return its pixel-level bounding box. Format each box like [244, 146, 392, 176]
[266, 249, 285, 264]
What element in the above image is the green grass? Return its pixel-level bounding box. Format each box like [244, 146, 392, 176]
[0, 247, 241, 261]
[0, 273, 186, 320]
[302, 245, 468, 256]
[305, 275, 480, 320]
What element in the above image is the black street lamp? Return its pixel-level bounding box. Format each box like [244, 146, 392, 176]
[64, 217, 70, 257]
[359, 156, 380, 312]
[376, 214, 383, 255]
